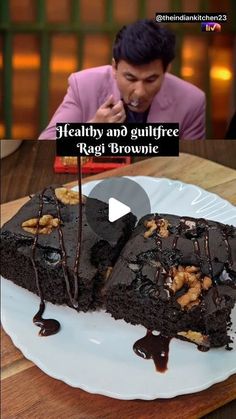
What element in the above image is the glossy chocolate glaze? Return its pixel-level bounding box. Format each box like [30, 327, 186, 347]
[72, 157, 83, 307]
[222, 229, 233, 268]
[31, 157, 83, 335]
[31, 188, 45, 303]
[156, 215, 233, 281]
[51, 187, 75, 307]
[30, 187, 61, 336]
[133, 330, 211, 372]
[133, 330, 171, 372]
[130, 215, 235, 365]
[33, 301, 60, 336]
[197, 344, 210, 352]
[176, 217, 213, 275]
[204, 228, 213, 276]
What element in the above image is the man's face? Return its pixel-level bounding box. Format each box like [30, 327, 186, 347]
[112, 59, 166, 113]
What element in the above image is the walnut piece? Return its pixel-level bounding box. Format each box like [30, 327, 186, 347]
[177, 330, 209, 347]
[202, 276, 212, 290]
[144, 219, 157, 238]
[144, 218, 170, 238]
[22, 214, 60, 235]
[55, 187, 86, 205]
[168, 265, 212, 310]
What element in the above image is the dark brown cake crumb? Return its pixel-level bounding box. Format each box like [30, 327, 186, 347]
[105, 213, 236, 348]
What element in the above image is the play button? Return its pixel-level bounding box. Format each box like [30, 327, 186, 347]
[108, 198, 131, 222]
[84, 177, 151, 241]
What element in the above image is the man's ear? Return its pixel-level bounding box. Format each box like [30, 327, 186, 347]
[112, 58, 117, 78]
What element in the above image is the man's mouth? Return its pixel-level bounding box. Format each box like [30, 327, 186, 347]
[129, 99, 139, 108]
[125, 99, 142, 109]
[122, 98, 147, 110]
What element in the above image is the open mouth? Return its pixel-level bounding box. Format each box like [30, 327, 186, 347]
[122, 98, 145, 109]
[121, 98, 140, 108]
[126, 99, 140, 108]
[129, 100, 139, 107]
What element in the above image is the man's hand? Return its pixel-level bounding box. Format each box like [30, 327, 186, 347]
[89, 95, 126, 123]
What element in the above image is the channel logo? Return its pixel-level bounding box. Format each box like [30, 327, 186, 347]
[201, 22, 221, 32]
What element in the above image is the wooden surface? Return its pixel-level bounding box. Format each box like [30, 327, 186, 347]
[1, 145, 236, 419]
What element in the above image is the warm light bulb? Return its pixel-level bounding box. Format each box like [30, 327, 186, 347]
[13, 54, 40, 70]
[181, 66, 194, 77]
[210, 67, 232, 81]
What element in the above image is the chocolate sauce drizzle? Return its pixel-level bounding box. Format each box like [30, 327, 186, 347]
[222, 230, 233, 268]
[51, 188, 76, 308]
[33, 301, 60, 336]
[193, 238, 201, 258]
[172, 234, 179, 250]
[30, 188, 60, 336]
[179, 218, 204, 272]
[155, 266, 161, 284]
[72, 156, 83, 307]
[137, 215, 234, 369]
[31, 157, 83, 335]
[133, 329, 210, 372]
[204, 227, 213, 276]
[154, 216, 230, 280]
[133, 331, 171, 372]
[197, 344, 210, 352]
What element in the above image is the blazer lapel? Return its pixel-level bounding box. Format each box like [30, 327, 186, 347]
[100, 67, 121, 105]
[147, 74, 174, 122]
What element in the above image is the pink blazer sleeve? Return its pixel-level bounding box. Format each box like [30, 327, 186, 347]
[180, 93, 206, 140]
[38, 74, 84, 139]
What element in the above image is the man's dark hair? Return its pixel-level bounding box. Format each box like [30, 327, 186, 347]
[113, 19, 176, 71]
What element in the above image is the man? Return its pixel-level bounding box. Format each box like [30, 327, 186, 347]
[39, 19, 205, 139]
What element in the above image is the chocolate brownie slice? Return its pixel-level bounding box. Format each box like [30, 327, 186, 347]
[105, 214, 236, 348]
[0, 186, 136, 311]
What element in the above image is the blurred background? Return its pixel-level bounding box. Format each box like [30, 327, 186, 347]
[0, 0, 236, 140]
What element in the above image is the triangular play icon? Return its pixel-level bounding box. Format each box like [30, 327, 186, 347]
[108, 197, 131, 222]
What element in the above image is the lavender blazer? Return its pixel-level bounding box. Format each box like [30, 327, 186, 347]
[39, 65, 206, 139]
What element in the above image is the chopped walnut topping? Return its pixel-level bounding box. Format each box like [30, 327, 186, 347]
[144, 218, 170, 238]
[177, 330, 209, 347]
[202, 276, 212, 290]
[144, 219, 157, 238]
[55, 187, 86, 205]
[186, 299, 201, 309]
[185, 266, 199, 273]
[22, 214, 60, 235]
[158, 219, 170, 238]
[171, 271, 185, 292]
[168, 265, 212, 309]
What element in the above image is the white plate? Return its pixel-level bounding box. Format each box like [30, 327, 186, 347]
[1, 176, 236, 400]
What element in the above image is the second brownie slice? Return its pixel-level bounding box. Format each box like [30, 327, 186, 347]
[105, 214, 236, 349]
